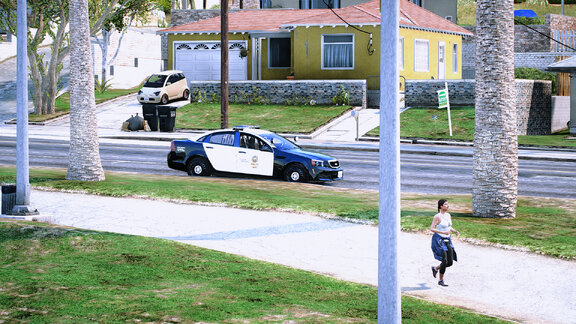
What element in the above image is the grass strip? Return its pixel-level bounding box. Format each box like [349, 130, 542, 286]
[175, 102, 351, 133]
[0, 221, 509, 323]
[0, 167, 574, 260]
[367, 107, 576, 148]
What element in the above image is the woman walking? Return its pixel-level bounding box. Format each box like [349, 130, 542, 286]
[430, 199, 459, 287]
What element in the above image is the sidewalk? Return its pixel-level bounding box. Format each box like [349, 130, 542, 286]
[11, 189, 574, 324]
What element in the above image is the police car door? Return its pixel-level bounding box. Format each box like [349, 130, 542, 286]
[237, 133, 274, 176]
[203, 131, 237, 172]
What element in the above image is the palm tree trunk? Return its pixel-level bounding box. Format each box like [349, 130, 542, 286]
[473, 0, 517, 218]
[66, 0, 105, 181]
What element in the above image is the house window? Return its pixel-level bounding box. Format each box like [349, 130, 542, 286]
[268, 38, 291, 68]
[134, 57, 138, 67]
[452, 43, 458, 73]
[399, 37, 404, 70]
[261, 0, 271, 8]
[414, 39, 429, 72]
[300, 0, 339, 9]
[322, 34, 353, 69]
[109, 65, 115, 76]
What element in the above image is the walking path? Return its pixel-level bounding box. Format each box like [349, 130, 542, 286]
[15, 189, 575, 324]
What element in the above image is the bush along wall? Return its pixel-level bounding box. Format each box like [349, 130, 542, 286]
[188, 80, 366, 107]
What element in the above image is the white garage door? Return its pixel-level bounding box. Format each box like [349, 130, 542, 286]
[174, 41, 247, 81]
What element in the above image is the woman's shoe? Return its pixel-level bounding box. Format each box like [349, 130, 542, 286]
[431, 266, 438, 278]
[438, 280, 448, 287]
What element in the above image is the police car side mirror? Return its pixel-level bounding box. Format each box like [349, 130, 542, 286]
[293, 136, 299, 142]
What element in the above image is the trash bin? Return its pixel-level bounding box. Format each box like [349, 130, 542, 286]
[142, 104, 158, 131]
[157, 106, 177, 132]
[1, 185, 16, 215]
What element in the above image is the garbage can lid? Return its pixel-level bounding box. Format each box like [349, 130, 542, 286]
[2, 185, 17, 194]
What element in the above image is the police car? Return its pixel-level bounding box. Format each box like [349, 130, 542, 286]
[167, 126, 343, 182]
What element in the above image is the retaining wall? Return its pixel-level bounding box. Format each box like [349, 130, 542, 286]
[188, 80, 366, 107]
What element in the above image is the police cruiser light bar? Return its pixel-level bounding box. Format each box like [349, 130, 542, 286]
[232, 125, 260, 131]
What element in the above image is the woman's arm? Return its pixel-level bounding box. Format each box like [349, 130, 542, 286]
[450, 227, 460, 237]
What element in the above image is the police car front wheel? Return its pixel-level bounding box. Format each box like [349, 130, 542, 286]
[284, 165, 307, 182]
[187, 157, 212, 176]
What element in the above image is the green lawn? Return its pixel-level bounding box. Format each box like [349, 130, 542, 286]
[0, 221, 508, 323]
[28, 88, 141, 123]
[366, 107, 576, 148]
[1, 167, 575, 260]
[176, 102, 351, 133]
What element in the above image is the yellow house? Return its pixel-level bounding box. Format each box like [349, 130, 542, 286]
[158, 0, 472, 91]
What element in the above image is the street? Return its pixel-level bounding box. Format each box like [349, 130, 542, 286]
[0, 136, 574, 198]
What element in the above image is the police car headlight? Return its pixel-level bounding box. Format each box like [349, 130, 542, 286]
[311, 159, 325, 167]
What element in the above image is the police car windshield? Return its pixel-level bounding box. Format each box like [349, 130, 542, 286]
[260, 133, 299, 150]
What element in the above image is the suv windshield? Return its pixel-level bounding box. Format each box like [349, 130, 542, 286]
[259, 133, 299, 150]
[143, 74, 168, 88]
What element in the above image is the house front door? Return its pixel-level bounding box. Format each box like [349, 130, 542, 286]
[438, 42, 446, 79]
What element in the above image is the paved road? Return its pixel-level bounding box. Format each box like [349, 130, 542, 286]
[22, 189, 576, 324]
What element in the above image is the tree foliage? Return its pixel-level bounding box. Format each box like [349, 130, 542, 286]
[0, 0, 151, 115]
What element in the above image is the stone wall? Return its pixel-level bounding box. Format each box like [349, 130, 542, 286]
[405, 79, 553, 135]
[188, 80, 366, 107]
[405, 80, 475, 107]
[516, 80, 552, 135]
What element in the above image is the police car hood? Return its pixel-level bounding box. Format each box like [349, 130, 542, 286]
[286, 148, 335, 161]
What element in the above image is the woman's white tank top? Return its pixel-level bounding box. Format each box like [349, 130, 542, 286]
[436, 212, 452, 238]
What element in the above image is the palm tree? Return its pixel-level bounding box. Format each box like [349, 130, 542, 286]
[473, 0, 517, 218]
[66, 0, 105, 181]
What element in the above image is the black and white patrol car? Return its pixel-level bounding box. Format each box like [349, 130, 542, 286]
[167, 126, 343, 182]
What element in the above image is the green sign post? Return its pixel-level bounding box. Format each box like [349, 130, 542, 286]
[436, 82, 453, 136]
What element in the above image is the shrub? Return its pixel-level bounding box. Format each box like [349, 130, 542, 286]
[94, 77, 113, 93]
[515, 67, 557, 94]
[332, 85, 350, 106]
[514, 16, 544, 25]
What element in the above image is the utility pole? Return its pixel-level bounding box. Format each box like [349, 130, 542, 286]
[220, 0, 229, 129]
[11, 0, 38, 216]
[378, 0, 400, 322]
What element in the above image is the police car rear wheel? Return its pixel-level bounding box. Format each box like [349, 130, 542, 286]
[187, 158, 212, 176]
[284, 165, 307, 182]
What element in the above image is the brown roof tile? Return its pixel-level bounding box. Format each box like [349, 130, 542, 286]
[159, 0, 472, 36]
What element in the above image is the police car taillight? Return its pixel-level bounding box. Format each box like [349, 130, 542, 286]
[170, 141, 175, 152]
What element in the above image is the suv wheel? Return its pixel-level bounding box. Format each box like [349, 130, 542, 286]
[187, 158, 212, 176]
[284, 165, 307, 182]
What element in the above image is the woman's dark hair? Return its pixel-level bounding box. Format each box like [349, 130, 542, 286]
[438, 199, 448, 212]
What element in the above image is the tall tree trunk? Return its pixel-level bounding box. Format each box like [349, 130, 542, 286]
[67, 0, 105, 181]
[473, 0, 517, 218]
